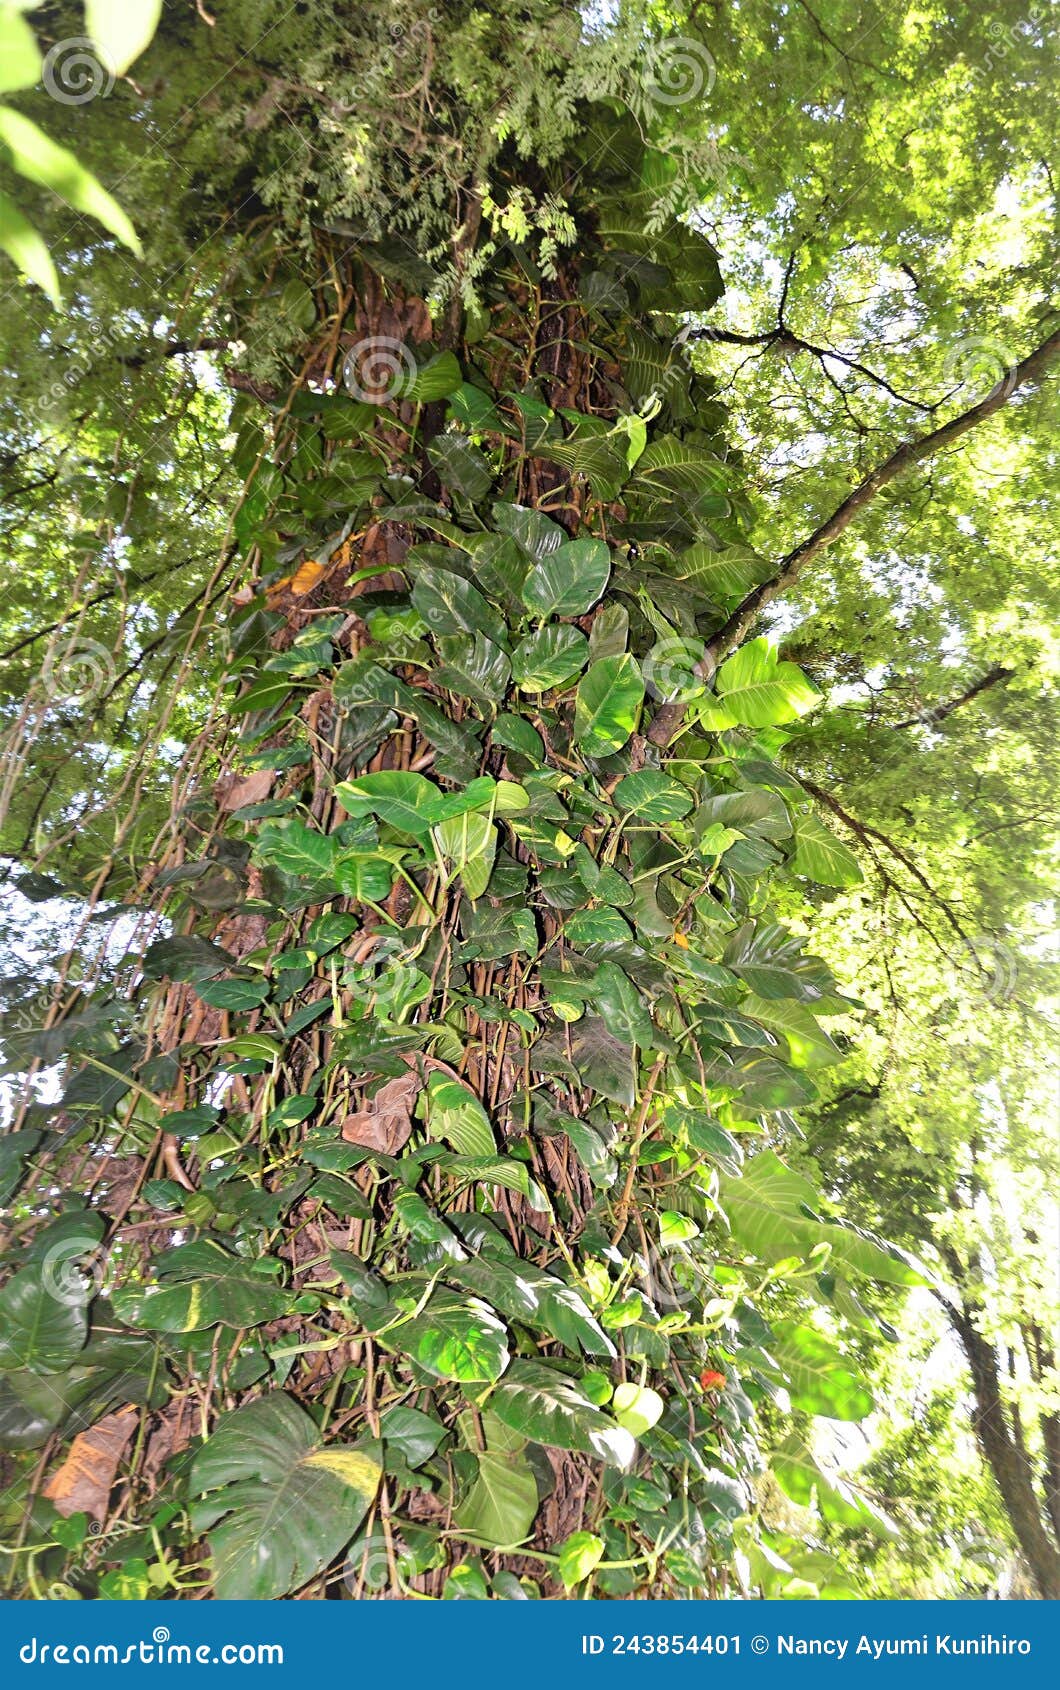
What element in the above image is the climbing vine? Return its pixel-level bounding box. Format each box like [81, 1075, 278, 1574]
[0, 11, 947, 1603]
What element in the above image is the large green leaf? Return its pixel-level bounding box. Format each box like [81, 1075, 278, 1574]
[403, 350, 463, 402]
[86, 0, 162, 74]
[512, 623, 589, 691]
[191, 1393, 380, 1599]
[113, 1241, 291, 1332]
[710, 638, 820, 729]
[489, 1359, 635, 1468]
[791, 812, 864, 887]
[0, 6, 40, 93]
[433, 811, 497, 899]
[677, 543, 770, 602]
[718, 1152, 930, 1286]
[425, 1072, 496, 1156]
[573, 655, 644, 757]
[740, 994, 841, 1069]
[142, 935, 237, 982]
[336, 770, 439, 834]
[412, 564, 506, 644]
[772, 1433, 896, 1534]
[0, 108, 140, 254]
[451, 1256, 613, 1357]
[0, 188, 58, 305]
[521, 538, 611, 618]
[454, 1412, 538, 1547]
[614, 769, 694, 822]
[396, 1292, 510, 1383]
[769, 1324, 874, 1420]
[434, 632, 512, 706]
[0, 1265, 88, 1374]
[254, 818, 335, 882]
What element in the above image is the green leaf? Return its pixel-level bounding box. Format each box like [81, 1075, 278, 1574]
[772, 1433, 896, 1534]
[411, 564, 506, 644]
[558, 1530, 605, 1589]
[614, 769, 694, 822]
[142, 935, 237, 982]
[196, 977, 269, 1011]
[741, 994, 841, 1070]
[434, 811, 497, 899]
[714, 638, 821, 728]
[521, 538, 611, 618]
[442, 1154, 548, 1211]
[611, 1382, 665, 1436]
[492, 501, 565, 561]
[0, 190, 59, 306]
[397, 1292, 510, 1383]
[427, 434, 494, 499]
[718, 1152, 931, 1286]
[490, 1359, 635, 1468]
[254, 819, 334, 881]
[333, 850, 393, 902]
[769, 1324, 874, 1421]
[0, 1266, 88, 1374]
[434, 632, 511, 706]
[0, 6, 41, 93]
[404, 351, 463, 402]
[380, 1405, 446, 1469]
[112, 1240, 290, 1332]
[336, 771, 439, 834]
[573, 656, 644, 758]
[86, 0, 162, 74]
[677, 543, 770, 602]
[330, 1251, 390, 1313]
[454, 1413, 538, 1547]
[191, 1393, 380, 1599]
[791, 812, 864, 887]
[0, 109, 140, 255]
[425, 1072, 496, 1156]
[589, 961, 654, 1048]
[511, 623, 589, 692]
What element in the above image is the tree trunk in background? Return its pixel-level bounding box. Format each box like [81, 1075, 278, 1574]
[950, 1304, 1060, 1600]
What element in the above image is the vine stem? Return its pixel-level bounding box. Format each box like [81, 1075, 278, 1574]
[609, 1054, 667, 1248]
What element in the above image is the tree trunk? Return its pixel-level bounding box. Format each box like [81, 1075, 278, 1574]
[950, 1303, 1060, 1599]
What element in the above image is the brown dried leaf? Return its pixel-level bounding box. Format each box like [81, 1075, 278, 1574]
[341, 1069, 422, 1155]
[43, 1406, 138, 1521]
[216, 769, 275, 811]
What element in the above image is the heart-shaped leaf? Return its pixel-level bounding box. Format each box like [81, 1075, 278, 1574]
[191, 1393, 380, 1599]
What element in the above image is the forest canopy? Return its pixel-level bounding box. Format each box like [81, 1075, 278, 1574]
[0, 0, 1056, 1603]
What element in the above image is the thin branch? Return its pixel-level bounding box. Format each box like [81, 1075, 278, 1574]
[891, 663, 1014, 729]
[647, 327, 1060, 745]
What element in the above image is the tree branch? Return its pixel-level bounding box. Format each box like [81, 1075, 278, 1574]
[891, 662, 1014, 729]
[647, 328, 1060, 746]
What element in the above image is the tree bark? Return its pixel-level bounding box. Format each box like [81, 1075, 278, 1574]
[949, 1301, 1060, 1599]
